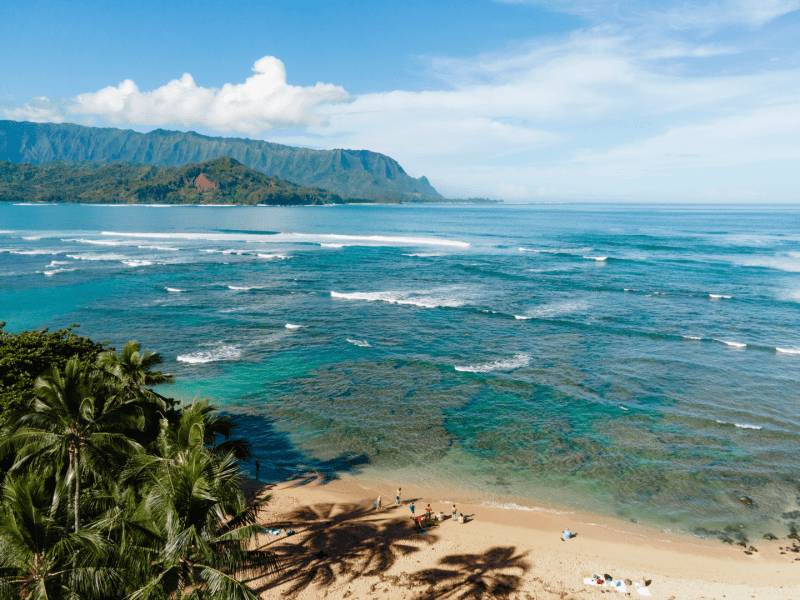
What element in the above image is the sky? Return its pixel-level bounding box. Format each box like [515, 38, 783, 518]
[2, 0, 800, 202]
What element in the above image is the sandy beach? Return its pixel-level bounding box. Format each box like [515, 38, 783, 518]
[244, 476, 800, 600]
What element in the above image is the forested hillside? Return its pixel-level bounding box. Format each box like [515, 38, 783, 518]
[0, 157, 347, 205]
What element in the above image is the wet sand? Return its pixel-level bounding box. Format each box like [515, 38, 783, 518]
[246, 476, 800, 599]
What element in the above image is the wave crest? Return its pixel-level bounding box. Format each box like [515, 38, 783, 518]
[455, 354, 531, 373]
[177, 345, 241, 364]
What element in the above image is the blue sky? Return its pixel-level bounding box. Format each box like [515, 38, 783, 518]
[3, 0, 800, 202]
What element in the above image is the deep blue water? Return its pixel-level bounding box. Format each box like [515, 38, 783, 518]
[2, 202, 799, 536]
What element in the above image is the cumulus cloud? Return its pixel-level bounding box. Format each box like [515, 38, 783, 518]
[71, 56, 351, 133]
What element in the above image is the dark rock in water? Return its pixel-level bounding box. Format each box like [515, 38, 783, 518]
[748, 546, 758, 552]
[764, 533, 778, 540]
[781, 510, 800, 520]
[738, 495, 755, 507]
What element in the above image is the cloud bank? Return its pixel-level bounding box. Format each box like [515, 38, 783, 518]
[6, 56, 351, 134]
[5, 0, 800, 202]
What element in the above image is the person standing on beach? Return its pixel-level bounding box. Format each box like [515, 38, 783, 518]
[410, 502, 415, 516]
[396, 487, 401, 505]
[451, 505, 457, 521]
[425, 504, 432, 521]
[376, 495, 381, 510]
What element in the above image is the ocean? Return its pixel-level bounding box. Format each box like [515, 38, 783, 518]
[1, 202, 799, 538]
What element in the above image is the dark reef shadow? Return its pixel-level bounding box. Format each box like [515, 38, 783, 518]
[224, 412, 369, 484]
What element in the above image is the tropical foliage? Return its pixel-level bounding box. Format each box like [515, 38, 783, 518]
[0, 327, 275, 599]
[0, 157, 345, 205]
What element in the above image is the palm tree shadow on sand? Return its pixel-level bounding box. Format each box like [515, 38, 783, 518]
[250, 501, 529, 598]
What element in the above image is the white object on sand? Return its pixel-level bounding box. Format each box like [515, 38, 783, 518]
[635, 582, 652, 596]
[583, 579, 627, 593]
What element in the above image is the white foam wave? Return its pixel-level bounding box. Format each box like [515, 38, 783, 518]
[9, 249, 61, 255]
[623, 288, 638, 292]
[202, 248, 245, 255]
[529, 301, 587, 318]
[320, 243, 344, 248]
[165, 287, 184, 292]
[331, 290, 465, 309]
[683, 335, 703, 341]
[122, 260, 153, 267]
[285, 324, 304, 329]
[514, 315, 532, 320]
[346, 339, 371, 347]
[776, 347, 800, 355]
[22, 236, 41, 240]
[478, 500, 574, 515]
[41, 268, 76, 276]
[403, 252, 445, 257]
[227, 285, 264, 291]
[137, 244, 180, 251]
[583, 255, 608, 261]
[102, 231, 470, 248]
[714, 339, 746, 349]
[716, 420, 762, 430]
[63, 238, 128, 246]
[709, 294, 731, 299]
[177, 345, 241, 364]
[257, 253, 290, 260]
[518, 247, 539, 253]
[455, 354, 531, 373]
[66, 253, 128, 261]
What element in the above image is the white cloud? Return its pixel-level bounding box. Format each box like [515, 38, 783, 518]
[499, 0, 800, 30]
[3, 97, 66, 123]
[71, 56, 351, 133]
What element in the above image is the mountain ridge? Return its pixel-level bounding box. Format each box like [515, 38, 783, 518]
[0, 120, 441, 201]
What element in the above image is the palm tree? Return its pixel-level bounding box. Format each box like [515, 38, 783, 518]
[161, 398, 252, 460]
[0, 474, 120, 600]
[6, 357, 144, 533]
[125, 417, 276, 600]
[97, 340, 173, 407]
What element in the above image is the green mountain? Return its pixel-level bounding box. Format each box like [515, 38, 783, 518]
[0, 157, 348, 205]
[0, 120, 442, 202]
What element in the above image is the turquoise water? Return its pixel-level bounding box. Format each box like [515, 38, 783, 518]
[2, 202, 799, 537]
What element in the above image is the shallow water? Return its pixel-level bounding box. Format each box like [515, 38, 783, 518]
[1, 202, 799, 537]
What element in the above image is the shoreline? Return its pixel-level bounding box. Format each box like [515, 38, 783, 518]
[248, 474, 800, 599]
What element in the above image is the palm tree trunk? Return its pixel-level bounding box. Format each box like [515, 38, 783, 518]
[66, 450, 75, 535]
[73, 446, 80, 533]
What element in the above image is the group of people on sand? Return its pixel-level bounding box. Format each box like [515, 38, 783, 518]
[375, 487, 467, 527]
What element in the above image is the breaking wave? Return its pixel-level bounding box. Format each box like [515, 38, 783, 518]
[455, 354, 531, 373]
[716, 420, 762, 430]
[177, 345, 241, 364]
[331, 290, 466, 309]
[102, 231, 471, 248]
[346, 339, 371, 347]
